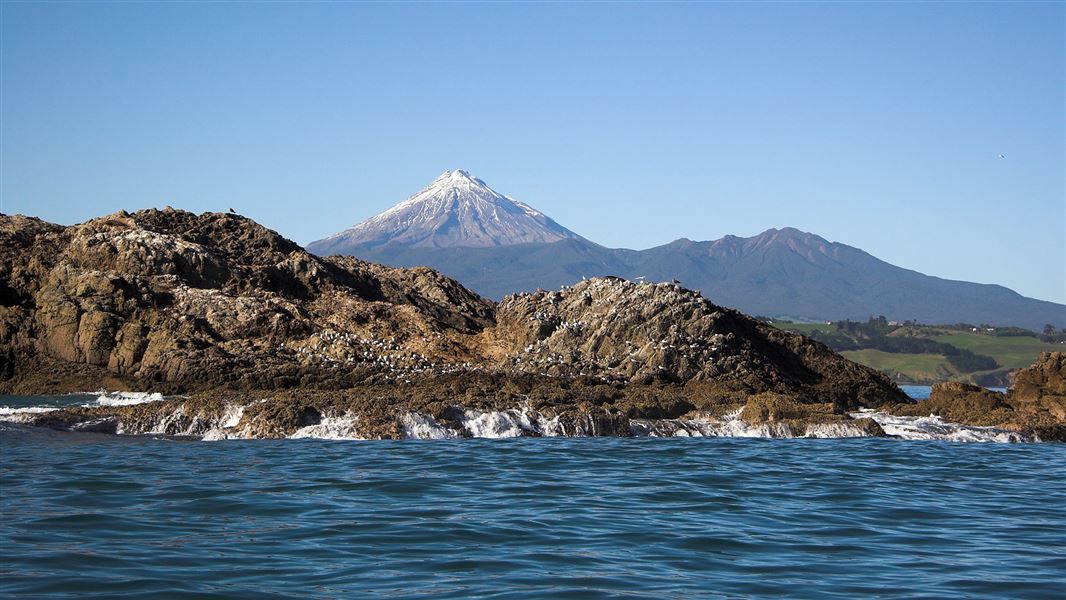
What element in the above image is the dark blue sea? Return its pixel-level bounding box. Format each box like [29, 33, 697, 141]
[2, 391, 1065, 599]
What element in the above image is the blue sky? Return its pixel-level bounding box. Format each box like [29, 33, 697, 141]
[2, 1, 1063, 303]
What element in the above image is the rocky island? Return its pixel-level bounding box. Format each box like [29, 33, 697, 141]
[1, 209, 1062, 441]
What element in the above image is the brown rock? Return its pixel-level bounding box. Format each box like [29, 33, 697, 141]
[884, 353, 1066, 441]
[0, 209, 916, 438]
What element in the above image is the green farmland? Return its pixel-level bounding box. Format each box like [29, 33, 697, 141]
[931, 333, 1061, 369]
[776, 321, 1063, 384]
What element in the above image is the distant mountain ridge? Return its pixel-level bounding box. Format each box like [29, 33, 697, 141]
[623, 229, 1065, 329]
[309, 171, 1066, 330]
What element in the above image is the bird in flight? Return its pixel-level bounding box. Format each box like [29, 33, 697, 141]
[997, 154, 1006, 160]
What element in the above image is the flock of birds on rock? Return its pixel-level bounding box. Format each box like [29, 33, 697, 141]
[260, 276, 739, 384]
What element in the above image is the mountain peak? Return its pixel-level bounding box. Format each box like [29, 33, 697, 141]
[751, 227, 826, 244]
[433, 169, 481, 186]
[757, 226, 804, 237]
[309, 170, 585, 252]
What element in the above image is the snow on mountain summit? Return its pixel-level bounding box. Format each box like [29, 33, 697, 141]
[310, 170, 585, 252]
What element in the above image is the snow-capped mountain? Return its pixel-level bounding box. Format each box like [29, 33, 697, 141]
[308, 170, 584, 254]
[308, 170, 1065, 330]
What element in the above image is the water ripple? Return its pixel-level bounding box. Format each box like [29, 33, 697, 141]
[2, 428, 1065, 598]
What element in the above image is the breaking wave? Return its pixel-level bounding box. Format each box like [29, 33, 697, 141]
[400, 413, 458, 439]
[0, 395, 1049, 443]
[853, 409, 1036, 443]
[0, 391, 167, 420]
[288, 413, 362, 440]
[94, 391, 166, 406]
[459, 407, 565, 438]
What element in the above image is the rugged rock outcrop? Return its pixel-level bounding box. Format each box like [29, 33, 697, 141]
[1011, 351, 1066, 400]
[494, 278, 899, 411]
[885, 352, 1066, 441]
[0, 209, 493, 394]
[2, 208, 914, 438]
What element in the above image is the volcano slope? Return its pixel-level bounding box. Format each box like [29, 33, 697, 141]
[2, 208, 922, 439]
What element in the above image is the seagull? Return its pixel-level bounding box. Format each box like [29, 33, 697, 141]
[997, 154, 1006, 160]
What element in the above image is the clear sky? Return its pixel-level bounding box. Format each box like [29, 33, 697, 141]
[2, 1, 1064, 303]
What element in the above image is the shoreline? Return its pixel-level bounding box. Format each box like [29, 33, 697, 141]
[0, 379, 1046, 443]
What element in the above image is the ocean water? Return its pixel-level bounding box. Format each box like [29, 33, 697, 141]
[3, 420, 1066, 598]
[899, 385, 1008, 400]
[900, 385, 933, 400]
[2, 387, 1063, 597]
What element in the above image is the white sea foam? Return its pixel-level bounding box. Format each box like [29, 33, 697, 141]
[631, 409, 1033, 442]
[400, 413, 459, 439]
[453, 404, 568, 438]
[461, 409, 527, 438]
[0, 406, 60, 424]
[200, 405, 247, 441]
[803, 421, 874, 438]
[94, 391, 165, 407]
[220, 404, 244, 428]
[534, 412, 564, 437]
[139, 404, 198, 436]
[0, 406, 59, 416]
[0, 390, 167, 421]
[853, 410, 1036, 443]
[200, 429, 229, 441]
[289, 413, 363, 440]
[0, 391, 1044, 444]
[630, 410, 796, 438]
[701, 410, 795, 438]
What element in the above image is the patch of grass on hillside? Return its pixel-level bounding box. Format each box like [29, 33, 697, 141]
[931, 333, 1059, 369]
[777, 320, 1059, 383]
[840, 350, 954, 382]
[776, 321, 1057, 377]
